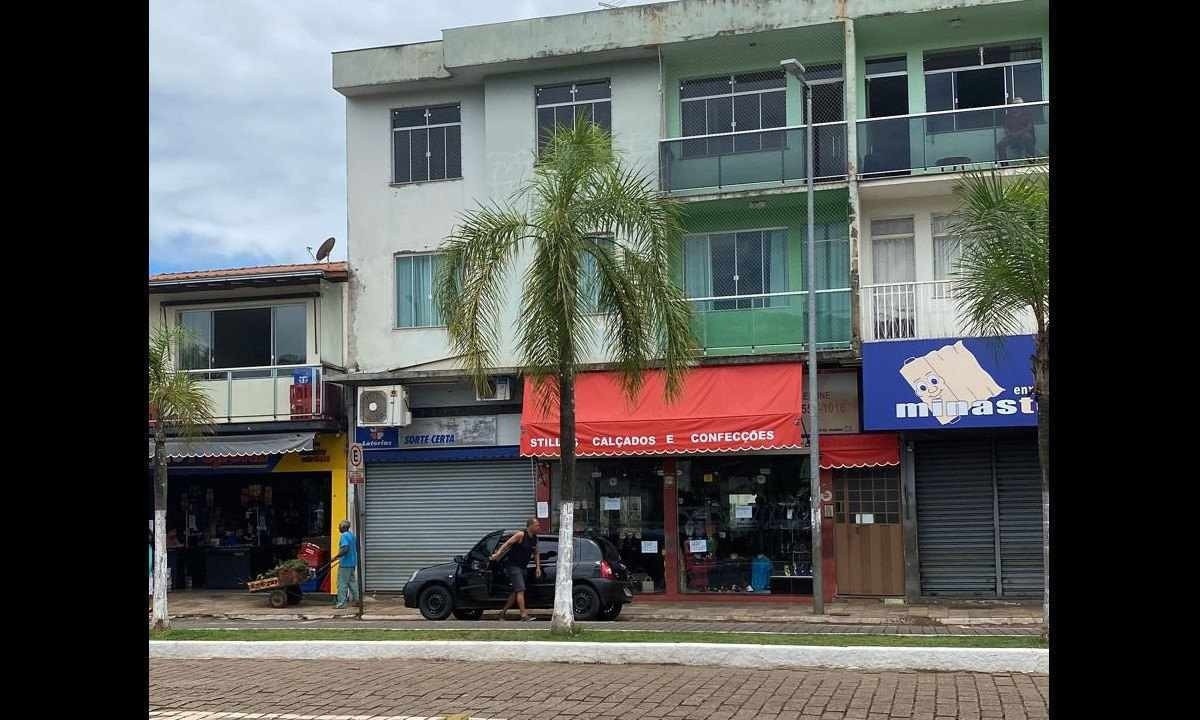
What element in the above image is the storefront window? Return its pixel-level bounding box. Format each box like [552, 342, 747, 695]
[676, 456, 811, 594]
[549, 458, 666, 593]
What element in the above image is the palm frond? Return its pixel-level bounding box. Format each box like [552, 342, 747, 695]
[949, 169, 1049, 338]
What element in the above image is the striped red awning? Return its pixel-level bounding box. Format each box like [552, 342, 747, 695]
[818, 433, 900, 469]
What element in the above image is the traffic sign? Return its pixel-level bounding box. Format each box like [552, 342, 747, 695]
[349, 442, 364, 471]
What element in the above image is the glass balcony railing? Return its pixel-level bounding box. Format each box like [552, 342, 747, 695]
[857, 102, 1049, 178]
[687, 290, 852, 355]
[659, 123, 848, 193]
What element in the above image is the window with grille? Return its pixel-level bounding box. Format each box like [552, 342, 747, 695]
[833, 468, 901, 525]
[683, 229, 788, 310]
[392, 104, 462, 184]
[536, 80, 611, 156]
[395, 254, 443, 328]
[680, 70, 786, 156]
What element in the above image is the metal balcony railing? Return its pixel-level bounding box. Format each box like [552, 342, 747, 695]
[659, 123, 848, 193]
[860, 280, 1037, 342]
[856, 101, 1049, 179]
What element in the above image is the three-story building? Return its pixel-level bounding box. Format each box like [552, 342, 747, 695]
[331, 0, 1047, 604]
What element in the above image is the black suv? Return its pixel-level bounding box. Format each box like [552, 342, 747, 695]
[403, 530, 634, 621]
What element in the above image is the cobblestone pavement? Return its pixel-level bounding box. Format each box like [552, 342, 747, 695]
[150, 659, 1049, 719]
[171, 618, 1041, 635]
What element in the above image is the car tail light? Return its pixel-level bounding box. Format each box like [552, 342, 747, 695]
[599, 560, 614, 579]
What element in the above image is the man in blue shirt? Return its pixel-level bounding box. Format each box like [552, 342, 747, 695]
[334, 520, 359, 609]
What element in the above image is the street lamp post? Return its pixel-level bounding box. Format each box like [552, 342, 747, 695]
[781, 58, 823, 615]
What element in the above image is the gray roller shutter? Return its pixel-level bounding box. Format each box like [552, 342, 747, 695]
[995, 436, 1044, 597]
[915, 437, 997, 596]
[914, 433, 1044, 599]
[363, 461, 534, 591]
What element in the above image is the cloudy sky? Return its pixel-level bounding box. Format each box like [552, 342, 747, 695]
[149, 0, 659, 274]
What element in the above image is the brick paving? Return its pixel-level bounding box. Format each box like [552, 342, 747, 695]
[172, 618, 1041, 635]
[150, 659, 1049, 719]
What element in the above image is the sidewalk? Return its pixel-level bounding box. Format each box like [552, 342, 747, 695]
[166, 590, 1042, 627]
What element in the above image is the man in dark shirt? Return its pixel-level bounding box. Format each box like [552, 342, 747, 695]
[490, 517, 541, 621]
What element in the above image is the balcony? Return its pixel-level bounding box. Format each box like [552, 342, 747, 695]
[183, 364, 346, 424]
[659, 124, 847, 195]
[688, 290, 852, 356]
[857, 102, 1049, 179]
[860, 281, 1037, 343]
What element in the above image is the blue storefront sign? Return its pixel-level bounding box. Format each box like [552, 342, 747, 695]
[862, 335, 1037, 431]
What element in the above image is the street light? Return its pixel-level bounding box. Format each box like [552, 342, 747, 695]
[781, 58, 823, 616]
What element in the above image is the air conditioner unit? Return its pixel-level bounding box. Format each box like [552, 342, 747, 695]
[357, 385, 411, 427]
[475, 376, 512, 402]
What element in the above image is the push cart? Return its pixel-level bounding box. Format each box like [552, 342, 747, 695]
[247, 558, 339, 608]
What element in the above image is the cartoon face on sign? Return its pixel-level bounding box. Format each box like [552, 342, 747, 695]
[899, 341, 1003, 425]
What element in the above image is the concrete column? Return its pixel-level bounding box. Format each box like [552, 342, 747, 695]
[901, 437, 922, 603]
[843, 18, 863, 354]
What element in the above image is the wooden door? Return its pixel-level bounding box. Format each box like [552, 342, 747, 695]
[834, 468, 904, 596]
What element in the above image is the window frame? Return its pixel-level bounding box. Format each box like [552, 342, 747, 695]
[922, 40, 1044, 133]
[394, 252, 446, 329]
[869, 216, 917, 285]
[579, 234, 616, 316]
[175, 302, 310, 371]
[535, 79, 613, 157]
[679, 69, 789, 156]
[390, 103, 463, 186]
[682, 226, 789, 311]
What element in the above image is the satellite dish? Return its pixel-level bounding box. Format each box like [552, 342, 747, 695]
[315, 237, 336, 262]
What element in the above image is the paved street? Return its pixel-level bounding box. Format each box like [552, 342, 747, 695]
[150, 659, 1048, 719]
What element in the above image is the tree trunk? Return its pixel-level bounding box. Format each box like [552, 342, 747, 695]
[1034, 329, 1050, 642]
[550, 373, 577, 636]
[151, 425, 170, 631]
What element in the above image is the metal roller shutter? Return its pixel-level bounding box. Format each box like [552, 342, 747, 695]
[995, 436, 1044, 597]
[914, 438, 997, 596]
[363, 461, 534, 591]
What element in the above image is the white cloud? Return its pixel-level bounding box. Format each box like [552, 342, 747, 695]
[149, 0, 662, 273]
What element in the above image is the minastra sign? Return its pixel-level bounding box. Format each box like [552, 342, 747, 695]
[862, 335, 1038, 431]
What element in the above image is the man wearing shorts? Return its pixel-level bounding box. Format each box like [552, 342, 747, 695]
[490, 517, 541, 621]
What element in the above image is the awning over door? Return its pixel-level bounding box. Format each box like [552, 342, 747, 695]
[147, 432, 316, 460]
[521, 363, 804, 457]
[819, 433, 900, 469]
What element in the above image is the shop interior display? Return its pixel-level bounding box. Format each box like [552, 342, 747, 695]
[159, 473, 331, 590]
[677, 457, 813, 593]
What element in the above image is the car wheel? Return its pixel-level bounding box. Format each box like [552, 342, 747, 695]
[418, 585, 454, 621]
[598, 602, 622, 621]
[452, 608, 483, 620]
[572, 584, 601, 621]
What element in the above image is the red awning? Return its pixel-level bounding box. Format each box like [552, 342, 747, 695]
[521, 363, 804, 457]
[818, 433, 900, 469]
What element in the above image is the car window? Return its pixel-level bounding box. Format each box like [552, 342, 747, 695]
[575, 539, 602, 562]
[592, 536, 623, 563]
[537, 536, 558, 564]
[468, 531, 502, 560]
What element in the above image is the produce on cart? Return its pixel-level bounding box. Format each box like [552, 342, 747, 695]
[247, 557, 336, 608]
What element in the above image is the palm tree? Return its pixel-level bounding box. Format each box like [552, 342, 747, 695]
[949, 168, 1049, 638]
[435, 120, 694, 635]
[148, 324, 215, 630]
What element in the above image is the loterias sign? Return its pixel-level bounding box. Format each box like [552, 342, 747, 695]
[862, 335, 1038, 431]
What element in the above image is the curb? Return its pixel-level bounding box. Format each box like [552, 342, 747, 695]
[150, 640, 1048, 674]
[170, 613, 1041, 626]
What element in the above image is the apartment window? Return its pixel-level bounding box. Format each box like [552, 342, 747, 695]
[392, 104, 462, 184]
[924, 41, 1043, 132]
[866, 56, 908, 118]
[683, 229, 787, 311]
[579, 235, 615, 314]
[681, 70, 786, 155]
[177, 304, 307, 370]
[395, 254, 443, 328]
[931, 214, 964, 298]
[536, 80, 612, 155]
[870, 218, 916, 284]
